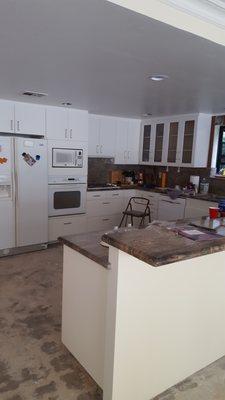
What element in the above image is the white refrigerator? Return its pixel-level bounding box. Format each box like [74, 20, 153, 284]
[0, 136, 48, 252]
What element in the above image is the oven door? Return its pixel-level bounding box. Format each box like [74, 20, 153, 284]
[48, 184, 86, 216]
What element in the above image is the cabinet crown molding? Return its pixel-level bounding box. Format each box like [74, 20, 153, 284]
[158, 0, 225, 29]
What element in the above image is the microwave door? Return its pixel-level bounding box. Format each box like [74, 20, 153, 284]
[52, 148, 76, 168]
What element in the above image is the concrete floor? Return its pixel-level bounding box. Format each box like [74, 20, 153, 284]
[0, 245, 225, 400]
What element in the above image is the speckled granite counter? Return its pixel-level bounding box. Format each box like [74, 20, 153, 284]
[102, 223, 225, 267]
[59, 231, 109, 268]
[87, 185, 223, 202]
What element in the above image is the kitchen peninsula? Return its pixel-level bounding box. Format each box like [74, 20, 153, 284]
[60, 221, 225, 400]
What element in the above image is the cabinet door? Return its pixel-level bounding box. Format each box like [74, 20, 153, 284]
[158, 197, 185, 221]
[115, 119, 128, 164]
[99, 116, 116, 157]
[141, 124, 151, 163]
[68, 109, 88, 142]
[46, 106, 68, 140]
[181, 119, 195, 166]
[88, 115, 100, 156]
[167, 121, 179, 164]
[127, 120, 140, 164]
[0, 100, 14, 133]
[15, 102, 45, 136]
[154, 123, 165, 164]
[48, 215, 87, 242]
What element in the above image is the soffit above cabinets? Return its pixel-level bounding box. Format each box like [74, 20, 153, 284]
[159, 0, 225, 29]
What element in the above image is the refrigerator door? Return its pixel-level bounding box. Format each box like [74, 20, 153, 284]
[0, 136, 15, 250]
[15, 138, 48, 247]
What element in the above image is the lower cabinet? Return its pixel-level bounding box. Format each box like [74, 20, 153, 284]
[48, 214, 87, 242]
[158, 196, 186, 221]
[184, 199, 217, 219]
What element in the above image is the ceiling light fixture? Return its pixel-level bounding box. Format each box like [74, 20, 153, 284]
[149, 74, 169, 81]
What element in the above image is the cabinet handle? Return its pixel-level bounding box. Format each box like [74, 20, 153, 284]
[100, 145, 103, 154]
[65, 129, 68, 139]
[124, 150, 127, 159]
[102, 202, 110, 205]
[96, 145, 99, 154]
[17, 121, 20, 131]
[70, 129, 72, 139]
[93, 194, 101, 197]
[128, 151, 130, 159]
[112, 193, 119, 196]
[102, 218, 110, 221]
[10, 120, 13, 131]
[63, 222, 72, 225]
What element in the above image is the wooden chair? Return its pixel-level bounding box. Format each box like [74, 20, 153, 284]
[119, 197, 151, 228]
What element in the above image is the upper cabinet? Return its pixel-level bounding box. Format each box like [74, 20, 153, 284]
[46, 106, 88, 141]
[88, 114, 141, 163]
[0, 100, 14, 133]
[0, 100, 45, 136]
[14, 102, 45, 136]
[140, 113, 211, 168]
[114, 118, 141, 164]
[88, 114, 116, 157]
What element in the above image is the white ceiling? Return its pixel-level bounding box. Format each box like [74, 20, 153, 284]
[1, 0, 225, 117]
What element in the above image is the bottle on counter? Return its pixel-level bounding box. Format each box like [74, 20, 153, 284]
[199, 178, 209, 194]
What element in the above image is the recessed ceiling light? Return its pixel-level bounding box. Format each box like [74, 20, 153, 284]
[149, 74, 169, 81]
[62, 102, 72, 106]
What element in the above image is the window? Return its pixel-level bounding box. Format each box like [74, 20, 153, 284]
[216, 126, 225, 173]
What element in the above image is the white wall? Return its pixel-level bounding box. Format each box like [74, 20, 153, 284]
[104, 246, 225, 400]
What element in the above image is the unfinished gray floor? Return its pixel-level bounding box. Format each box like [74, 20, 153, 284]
[0, 245, 225, 400]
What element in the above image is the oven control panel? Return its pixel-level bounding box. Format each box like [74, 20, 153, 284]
[48, 176, 87, 184]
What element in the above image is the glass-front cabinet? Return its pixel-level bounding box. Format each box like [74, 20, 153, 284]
[140, 114, 210, 168]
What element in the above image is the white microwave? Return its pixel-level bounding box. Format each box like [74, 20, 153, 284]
[52, 148, 83, 168]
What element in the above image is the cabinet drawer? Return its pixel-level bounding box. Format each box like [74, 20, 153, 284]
[48, 215, 87, 242]
[87, 191, 106, 201]
[105, 190, 124, 199]
[87, 214, 121, 233]
[87, 198, 124, 217]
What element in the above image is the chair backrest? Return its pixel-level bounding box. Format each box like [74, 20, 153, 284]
[125, 196, 150, 213]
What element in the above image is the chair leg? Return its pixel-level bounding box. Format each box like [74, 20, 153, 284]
[131, 214, 134, 226]
[119, 214, 125, 228]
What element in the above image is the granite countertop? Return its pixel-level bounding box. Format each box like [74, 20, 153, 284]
[102, 222, 225, 267]
[87, 185, 223, 203]
[59, 231, 109, 268]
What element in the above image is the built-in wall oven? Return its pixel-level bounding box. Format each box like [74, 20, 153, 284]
[48, 176, 86, 217]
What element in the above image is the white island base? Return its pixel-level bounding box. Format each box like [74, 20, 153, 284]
[62, 244, 225, 400]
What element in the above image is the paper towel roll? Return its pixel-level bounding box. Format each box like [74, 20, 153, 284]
[190, 175, 200, 191]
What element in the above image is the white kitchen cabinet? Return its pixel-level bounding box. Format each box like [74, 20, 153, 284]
[115, 118, 141, 164]
[140, 113, 212, 168]
[46, 106, 68, 140]
[0, 100, 14, 133]
[14, 102, 45, 136]
[48, 214, 87, 242]
[158, 196, 186, 221]
[184, 198, 217, 219]
[87, 214, 121, 233]
[114, 118, 128, 164]
[88, 114, 116, 157]
[46, 106, 88, 141]
[68, 109, 88, 141]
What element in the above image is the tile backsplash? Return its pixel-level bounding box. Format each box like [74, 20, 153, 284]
[88, 158, 225, 195]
